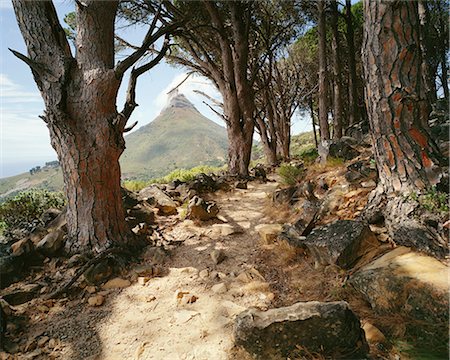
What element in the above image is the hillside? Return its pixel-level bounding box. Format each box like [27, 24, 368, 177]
[121, 91, 228, 180]
[0, 92, 228, 198]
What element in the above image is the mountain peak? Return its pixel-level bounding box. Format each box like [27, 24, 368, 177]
[164, 89, 197, 111]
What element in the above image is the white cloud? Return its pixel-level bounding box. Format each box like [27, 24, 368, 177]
[0, 73, 42, 102]
[0, 0, 12, 10]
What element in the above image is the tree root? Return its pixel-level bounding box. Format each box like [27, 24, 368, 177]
[45, 247, 129, 300]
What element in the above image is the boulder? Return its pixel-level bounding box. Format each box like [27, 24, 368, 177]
[36, 229, 65, 256]
[126, 204, 155, 226]
[250, 164, 267, 181]
[234, 301, 368, 359]
[2, 283, 41, 305]
[328, 137, 360, 160]
[187, 196, 219, 221]
[272, 187, 297, 205]
[139, 185, 178, 215]
[11, 238, 34, 257]
[254, 224, 283, 245]
[189, 173, 217, 193]
[46, 208, 67, 233]
[350, 247, 449, 339]
[84, 259, 114, 285]
[40, 208, 62, 226]
[304, 220, 379, 269]
[121, 187, 140, 209]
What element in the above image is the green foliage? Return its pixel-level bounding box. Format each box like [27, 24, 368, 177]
[123, 165, 224, 191]
[0, 190, 66, 230]
[278, 163, 304, 186]
[326, 157, 345, 167]
[298, 146, 318, 164]
[408, 187, 449, 215]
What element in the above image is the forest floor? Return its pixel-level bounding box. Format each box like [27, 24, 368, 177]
[1, 170, 445, 359]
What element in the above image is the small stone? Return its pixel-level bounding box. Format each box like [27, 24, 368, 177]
[86, 286, 96, 294]
[378, 233, 389, 242]
[138, 277, 151, 285]
[37, 336, 49, 347]
[255, 224, 283, 245]
[102, 278, 131, 289]
[11, 238, 34, 257]
[235, 181, 247, 189]
[362, 322, 387, 345]
[361, 180, 376, 188]
[199, 269, 209, 279]
[48, 338, 57, 349]
[209, 271, 218, 279]
[212, 283, 227, 294]
[210, 249, 225, 265]
[88, 294, 104, 306]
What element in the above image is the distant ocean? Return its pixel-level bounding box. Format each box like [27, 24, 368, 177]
[1, 159, 58, 179]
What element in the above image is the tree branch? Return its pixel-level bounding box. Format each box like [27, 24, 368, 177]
[9, 48, 50, 76]
[120, 36, 170, 121]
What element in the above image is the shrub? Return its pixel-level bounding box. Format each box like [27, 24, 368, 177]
[123, 165, 225, 191]
[298, 146, 318, 164]
[0, 189, 66, 231]
[278, 163, 304, 186]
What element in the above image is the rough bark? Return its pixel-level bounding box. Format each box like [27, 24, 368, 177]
[12, 0, 173, 255]
[317, 0, 330, 143]
[345, 0, 360, 126]
[310, 97, 319, 149]
[436, 0, 449, 100]
[330, 0, 344, 139]
[363, 0, 446, 257]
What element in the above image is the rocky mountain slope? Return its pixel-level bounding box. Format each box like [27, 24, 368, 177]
[0, 92, 228, 198]
[121, 91, 228, 180]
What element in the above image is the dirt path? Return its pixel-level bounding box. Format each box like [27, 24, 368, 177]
[48, 180, 280, 360]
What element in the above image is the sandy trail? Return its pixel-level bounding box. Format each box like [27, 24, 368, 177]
[57, 180, 279, 360]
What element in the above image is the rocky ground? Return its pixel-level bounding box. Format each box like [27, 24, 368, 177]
[0, 139, 449, 359]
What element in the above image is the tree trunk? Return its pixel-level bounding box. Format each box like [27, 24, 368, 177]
[436, 0, 449, 100]
[363, 0, 446, 257]
[12, 0, 130, 255]
[227, 123, 253, 176]
[310, 97, 319, 149]
[330, 0, 344, 139]
[345, 0, 360, 126]
[418, 0, 437, 110]
[256, 117, 278, 166]
[318, 0, 330, 144]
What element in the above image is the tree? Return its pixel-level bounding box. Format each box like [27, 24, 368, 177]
[330, 0, 344, 139]
[317, 0, 330, 148]
[168, 1, 300, 175]
[363, 0, 446, 256]
[345, 0, 360, 126]
[11, 0, 179, 255]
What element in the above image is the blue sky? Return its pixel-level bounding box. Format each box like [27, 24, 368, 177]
[0, 0, 311, 178]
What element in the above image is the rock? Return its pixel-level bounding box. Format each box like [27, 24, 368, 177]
[143, 246, 169, 264]
[46, 207, 67, 233]
[272, 187, 297, 205]
[234, 301, 368, 359]
[328, 137, 360, 160]
[344, 121, 370, 144]
[235, 181, 247, 190]
[362, 322, 387, 346]
[84, 259, 114, 285]
[102, 277, 131, 289]
[361, 180, 376, 188]
[37, 336, 49, 347]
[212, 283, 227, 294]
[251, 164, 267, 181]
[36, 229, 65, 256]
[121, 187, 140, 209]
[11, 238, 34, 257]
[88, 294, 105, 306]
[41, 208, 62, 226]
[254, 224, 282, 245]
[139, 185, 178, 215]
[210, 224, 239, 237]
[304, 220, 379, 269]
[67, 254, 85, 268]
[187, 196, 219, 221]
[345, 170, 363, 183]
[137, 276, 151, 285]
[350, 247, 449, 340]
[210, 249, 225, 265]
[127, 204, 155, 226]
[2, 284, 41, 305]
[199, 269, 209, 279]
[189, 173, 217, 193]
[85, 286, 97, 294]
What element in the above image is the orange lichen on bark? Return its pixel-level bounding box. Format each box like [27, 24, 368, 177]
[421, 151, 433, 169]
